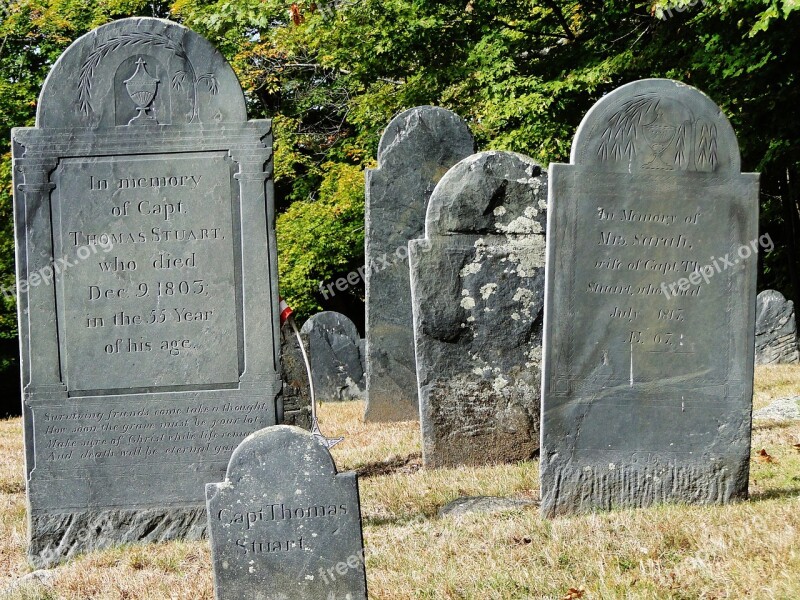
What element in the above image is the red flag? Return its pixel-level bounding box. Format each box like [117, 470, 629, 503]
[279, 296, 293, 326]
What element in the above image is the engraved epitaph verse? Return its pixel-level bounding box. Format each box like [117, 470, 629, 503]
[541, 79, 759, 517]
[565, 176, 731, 399]
[53, 153, 240, 392]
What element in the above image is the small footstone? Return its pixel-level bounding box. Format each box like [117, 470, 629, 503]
[206, 426, 367, 600]
[753, 397, 800, 421]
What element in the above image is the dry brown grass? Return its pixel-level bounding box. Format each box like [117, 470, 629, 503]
[1, 365, 799, 599]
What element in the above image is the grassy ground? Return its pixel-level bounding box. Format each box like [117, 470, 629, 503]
[1, 365, 799, 599]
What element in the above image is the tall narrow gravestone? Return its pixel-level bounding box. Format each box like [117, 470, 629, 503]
[364, 106, 474, 422]
[410, 151, 547, 468]
[12, 18, 280, 566]
[541, 79, 760, 516]
[206, 426, 367, 600]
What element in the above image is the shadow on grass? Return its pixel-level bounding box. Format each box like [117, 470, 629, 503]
[749, 486, 800, 502]
[355, 453, 422, 478]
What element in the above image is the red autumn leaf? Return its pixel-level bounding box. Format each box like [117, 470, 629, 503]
[755, 448, 776, 463]
[562, 588, 585, 600]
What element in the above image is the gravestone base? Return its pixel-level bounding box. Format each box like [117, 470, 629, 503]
[541, 457, 749, 517]
[29, 506, 208, 568]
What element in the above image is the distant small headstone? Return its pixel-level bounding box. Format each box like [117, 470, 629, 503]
[364, 106, 475, 422]
[410, 151, 546, 468]
[301, 312, 365, 401]
[279, 320, 312, 428]
[12, 18, 280, 566]
[541, 79, 760, 516]
[753, 396, 800, 421]
[206, 426, 367, 600]
[755, 290, 799, 364]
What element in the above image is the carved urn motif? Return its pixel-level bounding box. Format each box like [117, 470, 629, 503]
[124, 57, 160, 125]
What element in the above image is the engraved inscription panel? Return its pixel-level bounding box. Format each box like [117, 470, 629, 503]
[53, 153, 240, 392]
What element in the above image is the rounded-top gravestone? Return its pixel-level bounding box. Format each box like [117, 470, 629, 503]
[364, 106, 475, 423]
[13, 17, 280, 567]
[541, 79, 760, 517]
[410, 150, 547, 468]
[301, 311, 365, 401]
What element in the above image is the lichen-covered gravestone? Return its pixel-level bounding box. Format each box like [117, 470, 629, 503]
[206, 426, 367, 600]
[754, 290, 799, 364]
[364, 106, 475, 422]
[410, 151, 546, 468]
[12, 18, 281, 566]
[541, 79, 760, 516]
[301, 312, 365, 402]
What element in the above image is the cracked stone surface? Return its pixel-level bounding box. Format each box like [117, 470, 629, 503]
[410, 151, 546, 468]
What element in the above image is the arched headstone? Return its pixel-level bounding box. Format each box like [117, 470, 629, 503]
[541, 79, 760, 516]
[12, 18, 280, 565]
[364, 106, 475, 422]
[410, 151, 547, 467]
[301, 311, 365, 401]
[206, 426, 367, 600]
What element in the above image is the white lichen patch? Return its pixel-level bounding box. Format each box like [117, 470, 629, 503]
[493, 206, 507, 217]
[511, 312, 520, 321]
[460, 296, 476, 309]
[480, 283, 498, 300]
[460, 262, 482, 276]
[492, 375, 509, 393]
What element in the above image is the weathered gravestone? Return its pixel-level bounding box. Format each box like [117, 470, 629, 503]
[301, 312, 365, 402]
[206, 426, 367, 600]
[755, 290, 799, 365]
[364, 106, 475, 422]
[410, 151, 546, 468]
[12, 18, 281, 566]
[541, 79, 760, 516]
[279, 320, 312, 428]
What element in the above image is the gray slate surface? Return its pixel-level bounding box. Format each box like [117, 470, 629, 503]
[541, 79, 760, 517]
[12, 18, 280, 567]
[364, 106, 475, 422]
[755, 290, 799, 364]
[753, 396, 800, 421]
[301, 311, 365, 401]
[410, 151, 546, 468]
[279, 320, 312, 428]
[206, 426, 367, 600]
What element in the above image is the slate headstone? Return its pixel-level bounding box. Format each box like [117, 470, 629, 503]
[410, 151, 546, 468]
[12, 18, 281, 566]
[754, 290, 799, 364]
[279, 320, 312, 428]
[364, 106, 475, 422]
[206, 425, 367, 600]
[301, 312, 365, 402]
[541, 79, 760, 516]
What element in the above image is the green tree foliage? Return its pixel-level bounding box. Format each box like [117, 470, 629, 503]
[0, 0, 799, 356]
